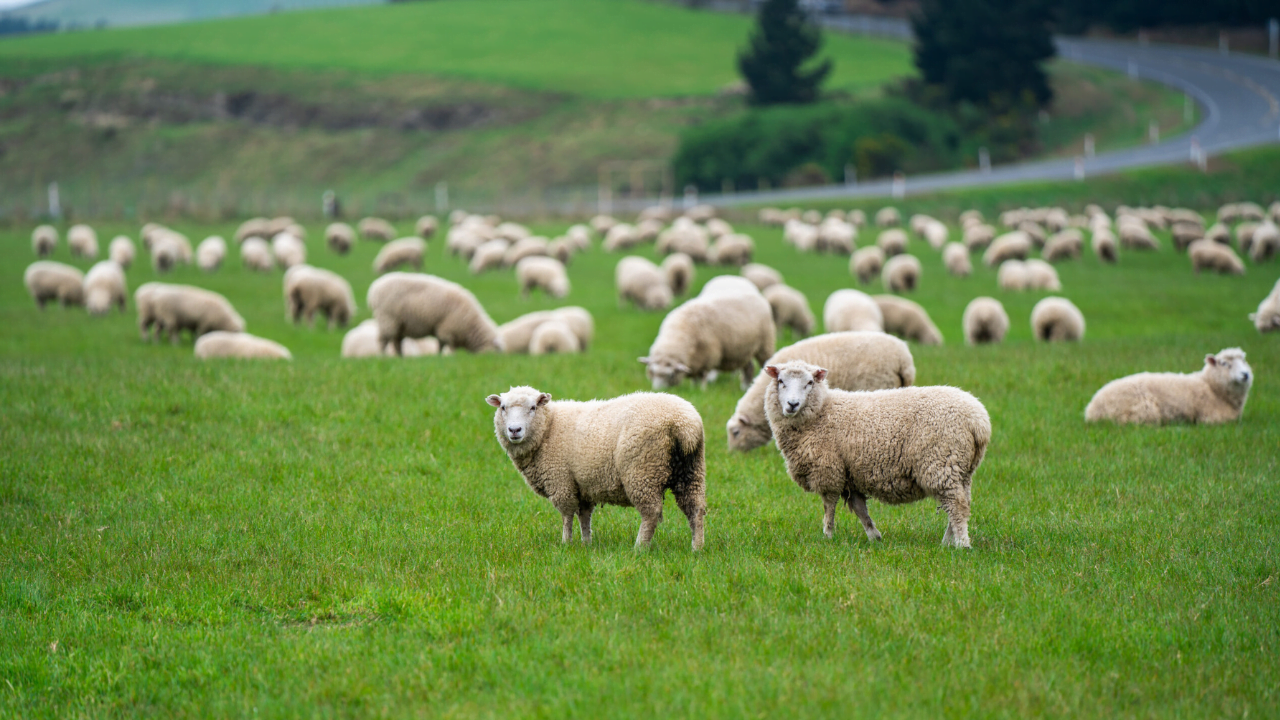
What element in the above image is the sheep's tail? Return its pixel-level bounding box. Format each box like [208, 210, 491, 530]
[665, 418, 705, 495]
[968, 408, 992, 475]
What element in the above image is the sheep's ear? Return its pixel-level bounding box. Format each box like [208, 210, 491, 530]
[637, 356, 650, 365]
[485, 394, 502, 407]
[813, 367, 828, 383]
[536, 393, 552, 407]
[1205, 354, 1218, 366]
[764, 365, 780, 379]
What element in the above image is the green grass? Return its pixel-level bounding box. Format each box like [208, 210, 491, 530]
[0, 0, 911, 99]
[2, 206, 1278, 716]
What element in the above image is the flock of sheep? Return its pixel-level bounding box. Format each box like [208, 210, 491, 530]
[20, 197, 1275, 550]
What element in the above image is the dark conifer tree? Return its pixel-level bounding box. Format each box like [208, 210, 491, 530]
[737, 0, 832, 106]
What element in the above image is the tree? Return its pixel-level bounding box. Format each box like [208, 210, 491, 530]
[737, 0, 832, 106]
[912, 0, 1055, 108]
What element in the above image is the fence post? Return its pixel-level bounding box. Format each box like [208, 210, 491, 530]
[1083, 134, 1095, 158]
[978, 147, 990, 173]
[683, 184, 697, 209]
[48, 182, 61, 220]
[1074, 157, 1085, 181]
[435, 182, 448, 213]
[891, 172, 905, 199]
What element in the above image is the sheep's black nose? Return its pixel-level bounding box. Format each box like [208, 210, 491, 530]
[508, 426, 521, 435]
[787, 401, 799, 412]
[1243, 372, 1251, 381]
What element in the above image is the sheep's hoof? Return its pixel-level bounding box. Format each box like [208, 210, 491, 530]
[866, 530, 882, 542]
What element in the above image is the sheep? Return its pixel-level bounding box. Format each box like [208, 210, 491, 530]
[283, 265, 356, 329]
[783, 220, 818, 252]
[943, 242, 972, 277]
[1249, 278, 1280, 332]
[31, 225, 58, 257]
[590, 214, 618, 234]
[1188, 239, 1244, 275]
[764, 284, 815, 338]
[547, 238, 574, 264]
[657, 223, 710, 262]
[874, 207, 901, 227]
[603, 223, 641, 252]
[486, 387, 706, 550]
[529, 320, 581, 355]
[358, 217, 396, 242]
[1092, 228, 1118, 263]
[616, 256, 672, 311]
[850, 246, 885, 285]
[498, 307, 594, 354]
[367, 272, 502, 355]
[516, 256, 570, 298]
[495, 222, 531, 243]
[741, 263, 783, 291]
[962, 297, 1009, 345]
[962, 224, 996, 251]
[823, 289, 883, 333]
[686, 204, 716, 223]
[1248, 222, 1279, 262]
[267, 216, 298, 237]
[1018, 221, 1047, 248]
[1237, 222, 1260, 254]
[708, 233, 754, 266]
[502, 237, 548, 268]
[1043, 230, 1083, 261]
[373, 237, 427, 274]
[848, 209, 867, 227]
[68, 225, 99, 259]
[922, 220, 948, 250]
[240, 237, 274, 272]
[639, 205, 674, 223]
[876, 229, 908, 257]
[1118, 218, 1159, 250]
[816, 218, 856, 254]
[873, 295, 943, 345]
[726, 332, 915, 452]
[470, 239, 511, 274]
[447, 226, 488, 260]
[881, 254, 921, 293]
[415, 215, 438, 239]
[194, 331, 292, 360]
[1238, 202, 1265, 222]
[108, 236, 135, 268]
[135, 283, 245, 343]
[983, 231, 1032, 266]
[959, 209, 984, 226]
[705, 218, 733, 239]
[325, 223, 355, 255]
[341, 320, 441, 357]
[151, 231, 193, 271]
[1030, 297, 1084, 342]
[271, 232, 307, 269]
[998, 260, 1029, 291]
[24, 261, 84, 308]
[1271, 201, 1280, 223]
[640, 287, 775, 390]
[1204, 222, 1231, 245]
[196, 236, 227, 272]
[1171, 222, 1204, 251]
[1025, 259, 1062, 291]
[763, 360, 990, 548]
[661, 253, 695, 296]
[1085, 348, 1253, 425]
[235, 218, 270, 243]
[83, 260, 128, 315]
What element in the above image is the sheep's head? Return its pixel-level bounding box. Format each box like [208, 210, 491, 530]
[639, 355, 689, 390]
[486, 387, 550, 447]
[764, 361, 828, 418]
[643, 284, 673, 310]
[1204, 348, 1253, 399]
[726, 411, 771, 452]
[85, 288, 111, 316]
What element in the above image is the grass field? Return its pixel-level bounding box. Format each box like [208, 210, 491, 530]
[2, 202, 1278, 716]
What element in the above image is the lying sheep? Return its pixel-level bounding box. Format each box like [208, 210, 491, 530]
[284, 265, 356, 329]
[850, 246, 885, 284]
[882, 254, 921, 293]
[358, 217, 396, 242]
[109, 236, 135, 269]
[661, 253, 695, 296]
[240, 237, 274, 272]
[529, 319, 581, 355]
[1249, 278, 1280, 332]
[984, 231, 1032, 266]
[962, 297, 1009, 345]
[823, 289, 883, 333]
[486, 387, 706, 550]
[516, 256, 569, 298]
[135, 282, 245, 343]
[764, 360, 990, 548]
[326, 223, 355, 255]
[641, 285, 775, 390]
[374, 237, 427, 274]
[505, 236, 549, 267]
[24, 261, 84, 308]
[1025, 259, 1062, 291]
[498, 307, 594, 353]
[83, 260, 128, 315]
[32, 225, 58, 257]
[271, 233, 307, 269]
[196, 236, 227, 272]
[68, 225, 99, 259]
[1043, 230, 1083, 262]
[1189, 239, 1244, 275]
[873, 295, 943, 345]
[708, 234, 754, 266]
[1085, 348, 1253, 425]
[764, 284, 814, 338]
[341, 320, 441, 357]
[876, 229, 908, 257]
[616, 256, 672, 311]
[470, 239, 511, 274]
[1092, 228, 1118, 263]
[415, 215, 438, 239]
[943, 243, 972, 277]
[367, 272, 502, 354]
[727, 332, 915, 452]
[194, 331, 292, 360]
[1248, 222, 1279, 262]
[1030, 297, 1084, 342]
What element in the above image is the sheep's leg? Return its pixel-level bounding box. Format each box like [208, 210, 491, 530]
[822, 493, 840, 539]
[634, 502, 664, 549]
[577, 504, 595, 545]
[673, 485, 707, 552]
[846, 491, 882, 542]
[740, 363, 754, 390]
[937, 491, 971, 549]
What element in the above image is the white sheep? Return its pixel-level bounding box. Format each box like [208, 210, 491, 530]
[1171, 222, 1204, 251]
[850, 246, 885, 284]
[24, 261, 84, 308]
[109, 236, 136, 269]
[505, 237, 550, 267]
[1085, 348, 1252, 425]
[873, 295, 943, 345]
[1025, 259, 1062, 291]
[741, 263, 783, 291]
[194, 332, 292, 360]
[529, 320, 581, 355]
[984, 231, 1031, 266]
[1248, 222, 1278, 262]
[374, 237, 427, 274]
[661, 253, 695, 296]
[196, 236, 227, 272]
[705, 218, 734, 239]
[922, 220, 948, 250]
[876, 229, 907, 257]
[1189, 239, 1244, 275]
[547, 238, 574, 264]
[1092, 228, 1118, 263]
[685, 204, 717, 222]
[358, 217, 396, 242]
[1042, 230, 1083, 261]
[486, 387, 706, 550]
[283, 265, 356, 329]
[235, 218, 270, 243]
[943, 242, 972, 277]
[656, 222, 710, 261]
[962, 297, 1008, 345]
[240, 237, 274, 272]
[271, 232, 307, 269]
[962, 224, 996, 251]
[83, 260, 128, 315]
[68, 225, 99, 259]
[783, 219, 818, 252]
[1018, 221, 1046, 248]
[640, 284, 775, 390]
[415, 215, 438, 239]
[726, 332, 915, 452]
[603, 223, 641, 252]
[997, 260, 1029, 291]
[816, 218, 856, 254]
[495, 222, 531, 242]
[874, 207, 901, 227]
[763, 360, 990, 548]
[341, 320, 441, 358]
[516, 256, 569, 298]
[367, 272, 502, 354]
[135, 282, 245, 343]
[708, 233, 754, 266]
[151, 231, 193, 273]
[1117, 217, 1159, 250]
[1030, 297, 1084, 342]
[763, 284, 815, 338]
[1204, 222, 1231, 245]
[325, 223, 355, 255]
[882, 254, 921, 293]
[32, 225, 58, 257]
[498, 307, 594, 354]
[469, 239, 511, 274]
[616, 256, 672, 311]
[1249, 278, 1280, 332]
[823, 289, 883, 333]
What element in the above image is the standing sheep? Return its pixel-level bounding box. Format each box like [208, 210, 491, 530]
[875, 207, 901, 227]
[1189, 239, 1244, 275]
[1025, 259, 1062, 291]
[24, 261, 85, 308]
[470, 240, 511, 274]
[708, 234, 754, 266]
[873, 295, 943, 345]
[727, 332, 915, 452]
[998, 260, 1030, 291]
[943, 243, 972, 277]
[194, 332, 292, 360]
[1030, 297, 1085, 342]
[661, 253, 695, 296]
[1043, 230, 1083, 262]
[850, 246, 885, 285]
[962, 297, 1009, 345]
[516, 256, 570, 298]
[109, 236, 136, 269]
[823, 289, 883, 333]
[741, 263, 783, 291]
[764, 284, 815, 338]
[271, 233, 307, 269]
[367, 272, 502, 355]
[68, 225, 99, 259]
[529, 320, 581, 355]
[1085, 348, 1252, 425]
[603, 223, 641, 252]
[1092, 228, 1118, 263]
[415, 215, 439, 239]
[486, 387, 706, 550]
[283, 265, 356, 329]
[763, 361, 990, 548]
[882, 254, 921, 293]
[640, 287, 775, 390]
[373, 237, 427, 274]
[505, 237, 550, 267]
[962, 224, 996, 251]
[240, 237, 274, 272]
[83, 260, 128, 315]
[196, 236, 227, 272]
[32, 225, 58, 257]
[1248, 222, 1279, 263]
[616, 256, 672, 311]
[326, 223, 355, 255]
[876, 229, 908, 257]
[1249, 278, 1280, 332]
[984, 232, 1032, 266]
[135, 283, 245, 343]
[358, 217, 396, 242]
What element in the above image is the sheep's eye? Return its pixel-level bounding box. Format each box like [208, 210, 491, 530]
[500, 405, 506, 411]
[807, 381, 813, 387]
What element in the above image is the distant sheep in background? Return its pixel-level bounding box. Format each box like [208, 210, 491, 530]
[359, 217, 397, 242]
[109, 236, 136, 269]
[271, 232, 307, 269]
[850, 246, 885, 284]
[68, 225, 99, 259]
[1031, 297, 1085, 342]
[962, 297, 1008, 345]
[823, 289, 883, 333]
[876, 229, 907, 257]
[873, 295, 943, 345]
[416, 215, 439, 239]
[764, 284, 815, 338]
[240, 237, 274, 272]
[661, 253, 695, 296]
[1189, 239, 1244, 275]
[25, 261, 84, 308]
[882, 254, 921, 293]
[529, 319, 581, 355]
[943, 243, 972, 277]
[326, 223, 355, 255]
[616, 256, 672, 311]
[741, 263, 783, 291]
[195, 332, 292, 360]
[284, 265, 356, 329]
[516, 256, 570, 298]
[1249, 278, 1280, 332]
[374, 237, 427, 274]
[32, 226, 58, 257]
[196, 236, 227, 272]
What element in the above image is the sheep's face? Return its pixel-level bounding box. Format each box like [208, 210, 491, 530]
[643, 285, 673, 310]
[1205, 349, 1253, 390]
[764, 362, 828, 418]
[639, 356, 689, 390]
[726, 413, 770, 452]
[486, 388, 550, 446]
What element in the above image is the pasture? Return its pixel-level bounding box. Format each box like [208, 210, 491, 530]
[2, 209, 1278, 717]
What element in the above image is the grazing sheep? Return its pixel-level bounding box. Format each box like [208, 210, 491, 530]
[1025, 259, 1062, 291]
[24, 261, 84, 308]
[816, 218, 857, 254]
[486, 387, 706, 550]
[616, 256, 672, 311]
[529, 319, 581, 355]
[983, 231, 1032, 266]
[657, 222, 710, 262]
[1249, 278, 1280, 332]
[1248, 222, 1279, 262]
[83, 260, 128, 315]
[922, 220, 948, 250]
[962, 224, 996, 251]
[1171, 222, 1204, 251]
[373, 237, 427, 274]
[547, 238, 574, 264]
[639, 205, 673, 223]
[686, 204, 717, 223]
[998, 260, 1029, 291]
[823, 289, 883, 333]
[68, 225, 99, 259]
[881, 254, 921, 293]
[741, 263, 783, 291]
[498, 307, 594, 354]
[505, 236, 550, 267]
[959, 209, 983, 226]
[708, 234, 754, 266]
[358, 217, 396, 242]
[764, 284, 815, 338]
[1018, 221, 1046, 248]
[876, 229, 908, 257]
[447, 226, 488, 260]
[240, 237, 274, 272]
[641, 287, 775, 390]
[1118, 218, 1159, 250]
[283, 264, 356, 329]
[367, 272, 502, 355]
[1085, 348, 1253, 425]
[1189, 239, 1244, 275]
[470, 239, 511, 274]
[235, 218, 270, 243]
[1030, 297, 1084, 342]
[516, 256, 570, 298]
[1237, 202, 1265, 222]
[763, 360, 990, 548]
[109, 236, 136, 269]
[31, 225, 58, 257]
[1237, 222, 1259, 254]
[566, 224, 592, 251]
[1092, 228, 1118, 263]
[590, 214, 618, 235]
[135, 283, 245, 343]
[873, 295, 943, 345]
[325, 223, 355, 255]
[962, 297, 1009, 345]
[267, 216, 297, 237]
[196, 236, 227, 272]
[495, 222, 531, 243]
[1043, 230, 1083, 261]
[727, 332, 915, 452]
[271, 233, 307, 269]
[783, 219, 818, 252]
[850, 246, 885, 284]
[875, 207, 901, 227]
[661, 253, 695, 296]
[943, 242, 972, 277]
[151, 231, 193, 271]
[415, 215, 438, 239]
[705, 218, 733, 239]
[1204, 222, 1231, 245]
[194, 331, 292, 360]
[603, 223, 641, 252]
